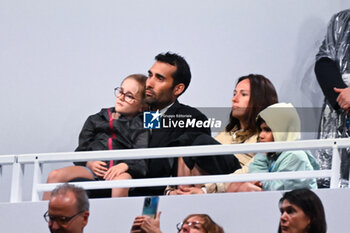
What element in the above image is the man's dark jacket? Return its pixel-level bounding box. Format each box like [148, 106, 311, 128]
[131, 100, 240, 195]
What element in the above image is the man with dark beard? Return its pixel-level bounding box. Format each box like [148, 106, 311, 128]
[133, 52, 239, 196]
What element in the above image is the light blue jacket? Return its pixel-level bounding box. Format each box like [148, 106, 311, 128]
[249, 150, 319, 191]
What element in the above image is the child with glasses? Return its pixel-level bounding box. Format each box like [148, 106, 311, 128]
[43, 74, 149, 199]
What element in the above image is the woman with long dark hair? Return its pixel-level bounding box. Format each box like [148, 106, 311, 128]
[279, 189, 327, 233]
[166, 74, 278, 195]
[207, 74, 278, 193]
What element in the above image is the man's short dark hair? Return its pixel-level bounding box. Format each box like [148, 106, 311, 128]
[51, 183, 89, 212]
[155, 52, 191, 94]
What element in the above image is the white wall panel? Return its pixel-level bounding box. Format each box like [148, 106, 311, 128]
[0, 189, 348, 233]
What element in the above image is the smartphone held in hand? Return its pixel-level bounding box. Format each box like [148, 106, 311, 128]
[142, 196, 159, 218]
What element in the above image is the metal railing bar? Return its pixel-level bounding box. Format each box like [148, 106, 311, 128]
[0, 155, 16, 164]
[330, 145, 341, 188]
[16, 139, 350, 164]
[36, 170, 332, 192]
[9, 162, 24, 203]
[31, 160, 42, 202]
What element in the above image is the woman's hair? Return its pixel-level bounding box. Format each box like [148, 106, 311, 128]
[182, 214, 224, 233]
[278, 189, 327, 233]
[122, 74, 147, 100]
[225, 74, 278, 133]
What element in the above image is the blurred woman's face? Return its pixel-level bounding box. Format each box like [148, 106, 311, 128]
[280, 200, 310, 233]
[179, 216, 206, 233]
[232, 79, 250, 121]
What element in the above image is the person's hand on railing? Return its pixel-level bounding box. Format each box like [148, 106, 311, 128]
[104, 162, 129, 180]
[130, 212, 162, 233]
[168, 189, 183, 195]
[86, 161, 107, 177]
[238, 181, 263, 192]
[168, 185, 205, 195]
[179, 186, 205, 195]
[226, 181, 263, 192]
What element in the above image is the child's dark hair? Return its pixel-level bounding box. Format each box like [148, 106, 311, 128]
[256, 116, 265, 132]
[256, 116, 275, 157]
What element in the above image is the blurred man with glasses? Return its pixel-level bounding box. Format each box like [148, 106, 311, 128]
[44, 183, 89, 233]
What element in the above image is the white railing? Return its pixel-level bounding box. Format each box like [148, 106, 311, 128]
[1, 138, 349, 202]
[0, 155, 16, 176]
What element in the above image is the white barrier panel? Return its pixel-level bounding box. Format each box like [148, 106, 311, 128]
[0, 189, 349, 233]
